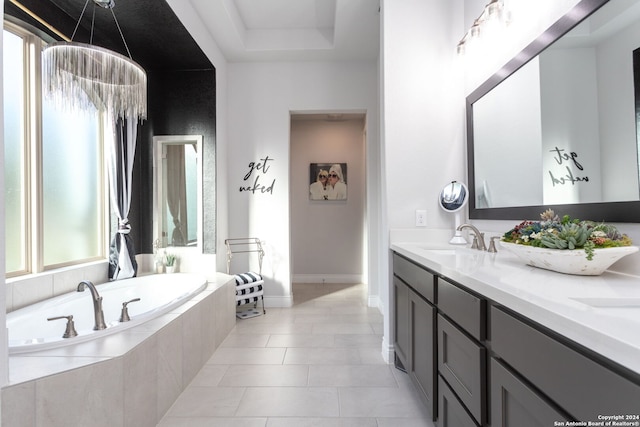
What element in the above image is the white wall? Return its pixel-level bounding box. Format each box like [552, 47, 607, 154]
[290, 119, 366, 283]
[227, 61, 378, 307]
[381, 0, 465, 361]
[383, 0, 466, 232]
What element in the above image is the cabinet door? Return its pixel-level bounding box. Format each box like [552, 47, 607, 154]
[410, 289, 436, 419]
[438, 376, 478, 427]
[491, 306, 640, 420]
[394, 276, 410, 368]
[438, 314, 485, 425]
[490, 358, 568, 427]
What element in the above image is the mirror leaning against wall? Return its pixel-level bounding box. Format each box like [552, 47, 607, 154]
[153, 135, 203, 251]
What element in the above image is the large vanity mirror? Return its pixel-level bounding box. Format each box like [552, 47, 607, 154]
[153, 135, 203, 250]
[468, 0, 640, 221]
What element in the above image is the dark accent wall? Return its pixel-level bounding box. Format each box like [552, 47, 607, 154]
[4, 1, 218, 255]
[133, 70, 217, 254]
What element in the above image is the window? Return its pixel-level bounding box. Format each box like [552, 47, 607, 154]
[3, 22, 106, 277]
[3, 28, 27, 274]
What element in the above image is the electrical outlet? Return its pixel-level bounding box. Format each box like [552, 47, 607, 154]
[415, 210, 427, 227]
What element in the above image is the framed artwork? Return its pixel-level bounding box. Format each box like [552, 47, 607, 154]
[309, 163, 347, 200]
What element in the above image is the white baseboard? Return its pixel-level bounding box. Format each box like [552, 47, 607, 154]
[381, 337, 394, 364]
[368, 295, 381, 309]
[292, 274, 363, 284]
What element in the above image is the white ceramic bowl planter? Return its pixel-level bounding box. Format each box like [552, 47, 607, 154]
[500, 242, 638, 276]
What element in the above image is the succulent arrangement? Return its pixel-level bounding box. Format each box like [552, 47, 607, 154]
[502, 209, 632, 260]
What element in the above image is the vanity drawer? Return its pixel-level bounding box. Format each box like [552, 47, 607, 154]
[437, 376, 478, 427]
[393, 253, 435, 303]
[438, 277, 485, 340]
[491, 306, 640, 420]
[438, 314, 485, 425]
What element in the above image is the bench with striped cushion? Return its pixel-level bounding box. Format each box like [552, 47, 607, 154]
[234, 272, 264, 307]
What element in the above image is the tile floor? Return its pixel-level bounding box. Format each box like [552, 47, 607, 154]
[158, 283, 434, 426]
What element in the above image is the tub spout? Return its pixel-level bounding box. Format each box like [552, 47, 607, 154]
[77, 281, 107, 330]
[456, 223, 487, 251]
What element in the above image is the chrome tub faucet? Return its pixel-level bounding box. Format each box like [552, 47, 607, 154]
[77, 280, 107, 330]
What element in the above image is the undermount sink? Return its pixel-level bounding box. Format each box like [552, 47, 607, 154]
[418, 248, 457, 255]
[570, 297, 640, 308]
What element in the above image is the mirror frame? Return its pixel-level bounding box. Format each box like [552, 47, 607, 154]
[466, 0, 640, 222]
[152, 135, 204, 251]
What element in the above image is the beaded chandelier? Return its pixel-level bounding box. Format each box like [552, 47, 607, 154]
[42, 0, 147, 120]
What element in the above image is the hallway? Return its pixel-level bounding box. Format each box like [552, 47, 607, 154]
[158, 283, 433, 426]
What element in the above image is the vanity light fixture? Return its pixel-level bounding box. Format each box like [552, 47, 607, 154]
[42, 0, 147, 120]
[456, 0, 509, 55]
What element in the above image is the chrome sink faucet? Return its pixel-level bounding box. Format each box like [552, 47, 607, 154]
[77, 280, 107, 330]
[457, 224, 487, 251]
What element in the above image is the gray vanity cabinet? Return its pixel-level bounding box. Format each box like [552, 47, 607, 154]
[392, 249, 640, 427]
[392, 253, 437, 419]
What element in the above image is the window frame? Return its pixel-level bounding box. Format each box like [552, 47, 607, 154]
[3, 21, 109, 278]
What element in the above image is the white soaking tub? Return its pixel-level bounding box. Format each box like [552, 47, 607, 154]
[7, 272, 207, 354]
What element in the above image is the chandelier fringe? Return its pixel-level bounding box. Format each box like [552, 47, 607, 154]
[42, 42, 147, 121]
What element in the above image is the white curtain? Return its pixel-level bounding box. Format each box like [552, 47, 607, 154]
[107, 110, 138, 280]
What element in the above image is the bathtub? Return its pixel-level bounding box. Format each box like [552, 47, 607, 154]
[7, 272, 207, 354]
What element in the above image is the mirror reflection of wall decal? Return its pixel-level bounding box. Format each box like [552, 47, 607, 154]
[438, 181, 468, 244]
[547, 146, 590, 188]
[240, 156, 275, 195]
[467, 0, 640, 222]
[153, 135, 203, 250]
[309, 163, 347, 200]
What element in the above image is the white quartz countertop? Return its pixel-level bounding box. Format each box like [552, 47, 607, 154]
[391, 242, 640, 376]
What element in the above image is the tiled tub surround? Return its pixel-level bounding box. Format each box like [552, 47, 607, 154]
[1, 273, 236, 427]
[6, 260, 109, 314]
[391, 242, 640, 376]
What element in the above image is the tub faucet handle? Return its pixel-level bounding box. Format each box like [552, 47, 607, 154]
[47, 315, 78, 339]
[119, 298, 141, 322]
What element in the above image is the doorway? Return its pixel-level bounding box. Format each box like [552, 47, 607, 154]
[289, 113, 367, 284]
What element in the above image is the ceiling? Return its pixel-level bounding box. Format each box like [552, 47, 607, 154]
[183, 0, 381, 62]
[6, 0, 212, 70]
[5, 0, 380, 69]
